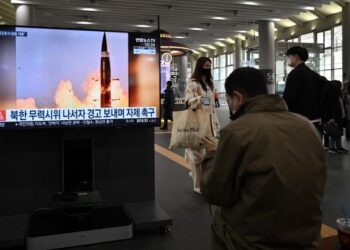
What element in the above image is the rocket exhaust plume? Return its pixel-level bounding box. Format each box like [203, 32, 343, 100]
[100, 32, 111, 107]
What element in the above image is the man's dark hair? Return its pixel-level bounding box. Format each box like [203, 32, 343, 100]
[166, 80, 172, 87]
[225, 67, 268, 98]
[286, 46, 309, 62]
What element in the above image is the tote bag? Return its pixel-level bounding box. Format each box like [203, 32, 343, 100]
[169, 109, 213, 149]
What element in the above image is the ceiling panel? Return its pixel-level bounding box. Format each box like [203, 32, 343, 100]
[3, 0, 336, 48]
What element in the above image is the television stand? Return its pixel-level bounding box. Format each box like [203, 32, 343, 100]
[26, 205, 133, 250]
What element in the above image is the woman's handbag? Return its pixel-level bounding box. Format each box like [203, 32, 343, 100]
[169, 109, 212, 149]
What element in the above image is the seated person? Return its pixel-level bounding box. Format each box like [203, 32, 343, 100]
[200, 67, 327, 250]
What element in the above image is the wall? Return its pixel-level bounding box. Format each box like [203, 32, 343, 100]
[0, 127, 155, 216]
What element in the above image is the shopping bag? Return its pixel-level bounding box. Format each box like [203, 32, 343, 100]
[170, 109, 212, 149]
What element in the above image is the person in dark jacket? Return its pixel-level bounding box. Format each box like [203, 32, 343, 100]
[323, 80, 349, 153]
[160, 81, 175, 130]
[283, 46, 325, 133]
[200, 68, 327, 250]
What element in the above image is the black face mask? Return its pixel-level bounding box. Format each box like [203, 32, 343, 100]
[229, 103, 246, 121]
[200, 68, 211, 77]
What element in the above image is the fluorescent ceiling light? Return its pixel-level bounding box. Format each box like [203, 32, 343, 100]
[0, 21, 5, 25]
[206, 45, 216, 50]
[211, 16, 228, 20]
[241, 1, 261, 6]
[235, 34, 246, 40]
[247, 30, 259, 36]
[301, 6, 315, 11]
[295, 11, 318, 22]
[225, 38, 235, 44]
[188, 27, 205, 31]
[198, 47, 208, 52]
[278, 18, 296, 28]
[80, 7, 99, 12]
[75, 21, 95, 25]
[192, 50, 200, 54]
[236, 30, 247, 33]
[318, 2, 342, 15]
[217, 38, 226, 41]
[11, 0, 27, 3]
[215, 41, 226, 47]
[135, 24, 152, 28]
[271, 18, 282, 22]
[173, 36, 186, 39]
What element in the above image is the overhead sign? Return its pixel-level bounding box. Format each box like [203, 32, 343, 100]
[161, 53, 172, 64]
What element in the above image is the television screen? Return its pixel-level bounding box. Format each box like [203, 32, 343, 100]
[0, 26, 160, 129]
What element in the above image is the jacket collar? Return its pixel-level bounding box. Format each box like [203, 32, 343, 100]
[295, 62, 306, 69]
[231, 95, 288, 120]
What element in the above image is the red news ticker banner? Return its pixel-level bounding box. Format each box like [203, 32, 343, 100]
[0, 110, 6, 121]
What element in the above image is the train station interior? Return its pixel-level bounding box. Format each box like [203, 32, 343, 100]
[1, 0, 350, 249]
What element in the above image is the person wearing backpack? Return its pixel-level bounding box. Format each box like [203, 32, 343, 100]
[283, 46, 325, 134]
[323, 81, 349, 153]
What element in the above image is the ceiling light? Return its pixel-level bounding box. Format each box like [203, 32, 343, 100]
[271, 18, 282, 22]
[318, 2, 342, 15]
[135, 24, 152, 28]
[236, 30, 247, 33]
[192, 50, 200, 55]
[278, 19, 296, 28]
[247, 30, 259, 36]
[217, 38, 226, 41]
[173, 36, 186, 39]
[295, 11, 318, 22]
[75, 21, 95, 25]
[235, 34, 246, 40]
[188, 27, 205, 31]
[215, 42, 226, 47]
[80, 7, 99, 12]
[10, 0, 27, 4]
[0, 21, 5, 25]
[206, 45, 217, 50]
[225, 38, 235, 44]
[198, 47, 208, 52]
[200, 44, 208, 47]
[211, 16, 228, 20]
[241, 1, 261, 6]
[301, 6, 315, 11]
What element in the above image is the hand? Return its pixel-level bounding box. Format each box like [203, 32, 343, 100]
[188, 96, 202, 110]
[200, 137, 218, 152]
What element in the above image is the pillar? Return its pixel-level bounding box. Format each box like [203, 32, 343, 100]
[258, 21, 276, 94]
[178, 55, 188, 97]
[16, 5, 36, 26]
[235, 38, 242, 68]
[343, 3, 350, 82]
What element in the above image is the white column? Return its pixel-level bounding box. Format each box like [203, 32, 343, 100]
[235, 38, 242, 68]
[16, 5, 36, 26]
[178, 55, 188, 97]
[258, 21, 276, 94]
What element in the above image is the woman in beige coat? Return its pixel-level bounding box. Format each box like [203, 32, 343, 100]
[185, 57, 220, 193]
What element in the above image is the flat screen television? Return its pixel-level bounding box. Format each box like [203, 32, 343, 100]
[0, 26, 161, 129]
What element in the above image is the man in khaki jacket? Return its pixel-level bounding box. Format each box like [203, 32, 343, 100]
[200, 67, 327, 250]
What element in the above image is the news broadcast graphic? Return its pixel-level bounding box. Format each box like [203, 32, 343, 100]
[0, 27, 160, 129]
